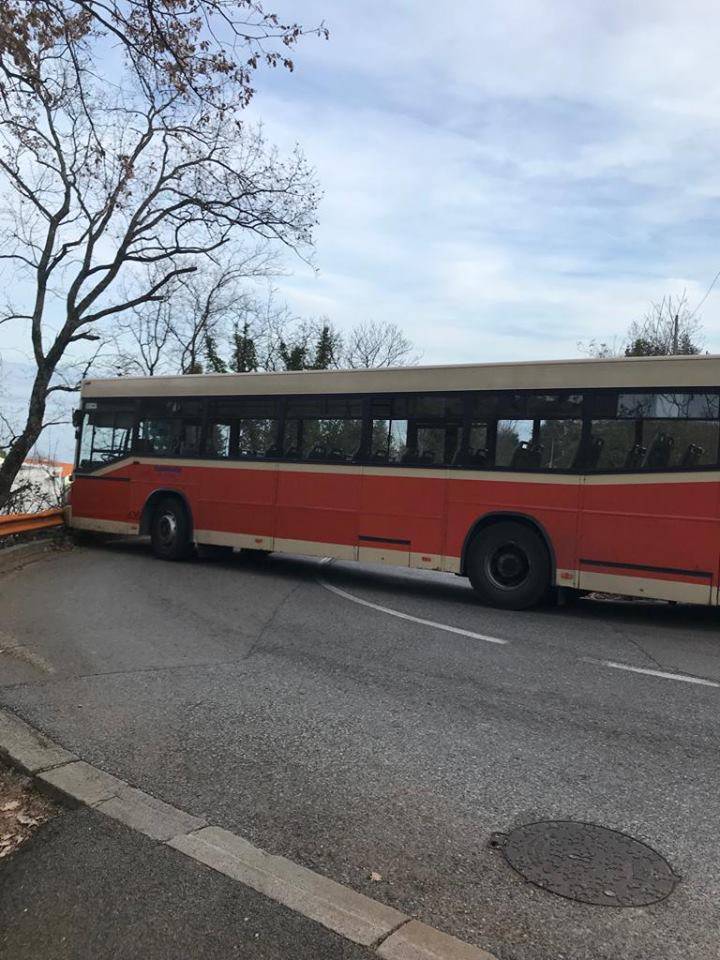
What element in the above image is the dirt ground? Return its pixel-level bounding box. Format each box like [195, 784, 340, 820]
[0, 762, 57, 860]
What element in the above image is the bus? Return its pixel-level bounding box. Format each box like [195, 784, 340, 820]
[68, 354, 720, 610]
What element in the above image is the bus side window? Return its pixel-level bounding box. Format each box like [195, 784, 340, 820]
[207, 422, 233, 457]
[495, 420, 534, 468]
[586, 420, 635, 470]
[460, 422, 489, 466]
[138, 399, 203, 456]
[371, 394, 463, 466]
[641, 419, 719, 469]
[371, 417, 408, 463]
[614, 392, 720, 471]
[537, 419, 582, 470]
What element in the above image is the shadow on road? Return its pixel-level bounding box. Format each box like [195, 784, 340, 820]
[80, 533, 720, 638]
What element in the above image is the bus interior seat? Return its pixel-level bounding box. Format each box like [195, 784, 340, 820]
[419, 450, 436, 464]
[643, 432, 674, 469]
[284, 445, 299, 459]
[511, 441, 543, 470]
[624, 443, 646, 470]
[460, 447, 487, 467]
[572, 436, 604, 470]
[307, 444, 326, 460]
[400, 448, 419, 465]
[680, 443, 704, 468]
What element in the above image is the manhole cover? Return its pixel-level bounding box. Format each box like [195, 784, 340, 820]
[501, 821, 677, 906]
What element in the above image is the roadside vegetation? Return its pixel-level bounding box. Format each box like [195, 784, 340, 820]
[0, 762, 57, 861]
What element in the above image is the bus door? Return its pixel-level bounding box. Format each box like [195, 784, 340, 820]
[360, 397, 459, 570]
[72, 401, 135, 529]
[274, 397, 363, 559]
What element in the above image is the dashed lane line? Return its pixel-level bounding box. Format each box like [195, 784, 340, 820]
[317, 562, 508, 646]
[584, 657, 720, 688]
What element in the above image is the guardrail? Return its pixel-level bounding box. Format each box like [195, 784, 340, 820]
[0, 508, 64, 538]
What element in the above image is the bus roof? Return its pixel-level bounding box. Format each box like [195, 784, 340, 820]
[81, 353, 720, 399]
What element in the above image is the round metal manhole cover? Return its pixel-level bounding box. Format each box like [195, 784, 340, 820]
[501, 821, 677, 906]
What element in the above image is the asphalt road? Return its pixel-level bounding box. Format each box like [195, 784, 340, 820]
[2, 539, 720, 960]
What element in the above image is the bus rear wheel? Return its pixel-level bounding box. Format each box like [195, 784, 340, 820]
[466, 521, 550, 610]
[150, 497, 192, 561]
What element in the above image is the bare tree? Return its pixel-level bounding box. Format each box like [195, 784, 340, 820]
[111, 297, 174, 377]
[625, 293, 703, 356]
[343, 321, 419, 369]
[580, 292, 704, 358]
[0, 3, 323, 509]
[1, 3, 328, 119]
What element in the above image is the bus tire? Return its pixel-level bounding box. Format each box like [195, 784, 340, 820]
[466, 520, 550, 610]
[150, 496, 192, 561]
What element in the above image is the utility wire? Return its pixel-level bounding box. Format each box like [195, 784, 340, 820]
[688, 269, 720, 321]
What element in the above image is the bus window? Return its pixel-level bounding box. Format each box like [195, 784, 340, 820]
[285, 397, 362, 462]
[206, 398, 279, 458]
[612, 391, 720, 470]
[78, 403, 134, 470]
[587, 420, 637, 470]
[538, 419, 582, 470]
[372, 394, 462, 466]
[137, 399, 203, 456]
[641, 420, 719, 469]
[371, 416, 408, 463]
[619, 392, 719, 419]
[459, 421, 489, 466]
[495, 420, 534, 468]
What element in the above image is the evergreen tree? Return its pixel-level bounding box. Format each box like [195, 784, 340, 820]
[279, 340, 309, 370]
[204, 334, 228, 373]
[231, 322, 259, 372]
[311, 323, 338, 369]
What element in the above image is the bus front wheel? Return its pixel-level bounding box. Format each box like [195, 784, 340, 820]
[150, 497, 192, 561]
[466, 521, 550, 610]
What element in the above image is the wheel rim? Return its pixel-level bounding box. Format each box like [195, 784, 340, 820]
[485, 541, 530, 590]
[157, 511, 178, 548]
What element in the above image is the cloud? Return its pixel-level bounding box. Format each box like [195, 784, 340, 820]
[242, 0, 720, 360]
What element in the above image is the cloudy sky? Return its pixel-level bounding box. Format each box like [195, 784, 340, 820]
[239, 0, 720, 361]
[4, 0, 720, 459]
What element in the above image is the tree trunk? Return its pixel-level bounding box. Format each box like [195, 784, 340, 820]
[0, 369, 49, 512]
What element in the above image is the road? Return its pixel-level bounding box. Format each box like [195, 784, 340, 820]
[2, 539, 720, 960]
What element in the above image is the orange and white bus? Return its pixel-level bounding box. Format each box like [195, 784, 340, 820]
[68, 355, 720, 609]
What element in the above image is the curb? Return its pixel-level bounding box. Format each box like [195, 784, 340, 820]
[0, 537, 65, 575]
[0, 707, 499, 960]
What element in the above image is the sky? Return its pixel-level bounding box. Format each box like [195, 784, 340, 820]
[3, 0, 720, 458]
[238, 0, 720, 361]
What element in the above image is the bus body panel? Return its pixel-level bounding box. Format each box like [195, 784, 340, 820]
[70, 473, 131, 534]
[578, 476, 720, 603]
[276, 467, 361, 558]
[360, 472, 446, 566]
[69, 458, 720, 605]
[445, 475, 581, 576]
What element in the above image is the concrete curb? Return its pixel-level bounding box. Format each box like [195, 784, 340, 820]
[0, 537, 64, 575]
[0, 707, 499, 960]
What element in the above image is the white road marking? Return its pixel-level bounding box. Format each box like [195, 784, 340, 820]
[585, 657, 720, 688]
[317, 562, 508, 645]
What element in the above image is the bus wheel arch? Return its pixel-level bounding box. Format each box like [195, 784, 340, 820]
[140, 490, 194, 561]
[461, 512, 555, 609]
